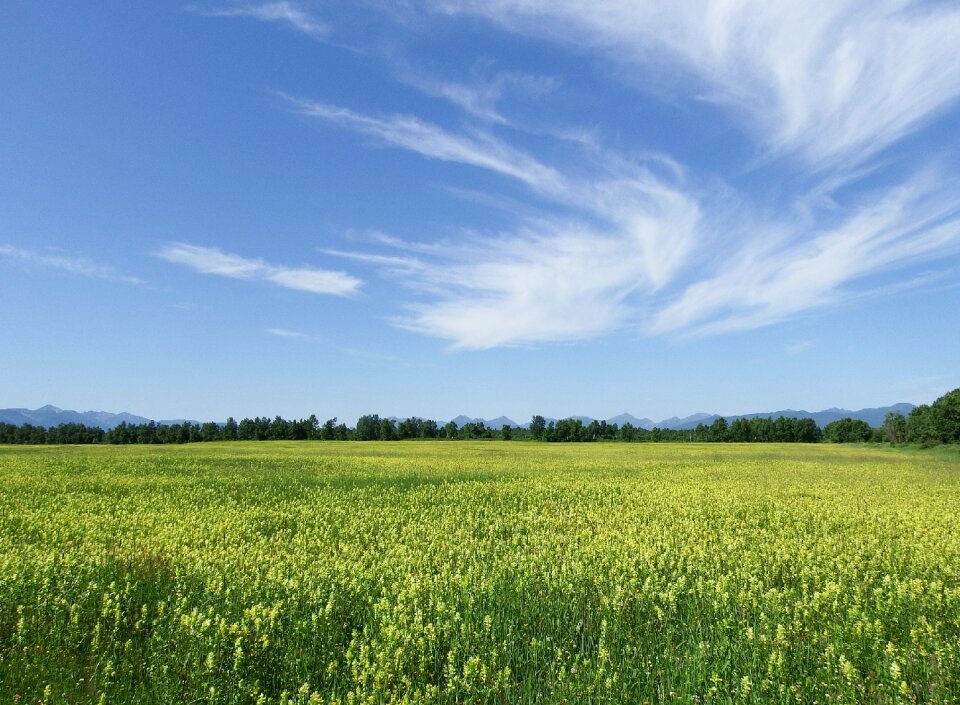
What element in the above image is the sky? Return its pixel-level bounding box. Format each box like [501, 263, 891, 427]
[1, 1, 959, 425]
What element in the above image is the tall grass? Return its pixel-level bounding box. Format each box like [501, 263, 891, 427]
[1, 442, 958, 703]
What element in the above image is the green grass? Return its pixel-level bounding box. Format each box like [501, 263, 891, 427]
[1, 442, 959, 704]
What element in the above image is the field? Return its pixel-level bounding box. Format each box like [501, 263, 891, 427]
[2, 442, 959, 704]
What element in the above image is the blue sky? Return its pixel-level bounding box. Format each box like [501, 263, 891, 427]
[2, 1, 959, 424]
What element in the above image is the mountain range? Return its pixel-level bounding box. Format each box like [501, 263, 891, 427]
[0, 403, 917, 431]
[445, 404, 917, 430]
[0, 405, 194, 430]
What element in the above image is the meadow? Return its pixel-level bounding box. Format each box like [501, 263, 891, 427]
[1, 442, 959, 704]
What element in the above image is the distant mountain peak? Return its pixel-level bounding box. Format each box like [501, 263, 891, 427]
[606, 413, 656, 430]
[1, 401, 920, 433]
[484, 416, 518, 430]
[449, 415, 483, 427]
[0, 405, 151, 430]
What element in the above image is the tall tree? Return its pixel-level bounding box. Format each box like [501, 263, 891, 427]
[530, 415, 546, 441]
[883, 412, 907, 444]
[932, 388, 960, 443]
[355, 415, 381, 441]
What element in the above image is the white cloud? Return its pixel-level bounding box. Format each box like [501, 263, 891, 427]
[390, 179, 701, 348]
[283, 95, 569, 198]
[269, 5, 960, 348]
[398, 68, 560, 125]
[785, 340, 813, 355]
[650, 174, 960, 337]
[156, 242, 361, 296]
[265, 327, 306, 338]
[435, 0, 960, 167]
[195, 1, 328, 37]
[291, 99, 705, 348]
[400, 74, 509, 125]
[397, 228, 644, 349]
[0, 245, 144, 285]
[322, 248, 426, 275]
[330, 153, 958, 348]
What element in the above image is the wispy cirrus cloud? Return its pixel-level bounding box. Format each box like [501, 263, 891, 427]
[284, 95, 569, 198]
[650, 174, 960, 337]
[321, 249, 426, 277]
[299, 97, 704, 348]
[395, 211, 699, 349]
[785, 340, 814, 355]
[0, 245, 144, 285]
[435, 0, 960, 168]
[314, 103, 960, 347]
[250, 2, 960, 348]
[265, 327, 307, 338]
[398, 68, 560, 125]
[333, 182, 701, 350]
[192, 1, 327, 37]
[155, 242, 361, 296]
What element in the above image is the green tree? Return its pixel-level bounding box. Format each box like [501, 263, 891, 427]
[253, 417, 271, 441]
[530, 415, 546, 441]
[906, 405, 940, 445]
[932, 388, 960, 444]
[321, 418, 337, 441]
[398, 417, 421, 439]
[728, 418, 753, 442]
[883, 412, 907, 444]
[794, 418, 821, 443]
[709, 417, 729, 442]
[823, 418, 873, 443]
[461, 421, 491, 439]
[237, 418, 255, 440]
[379, 418, 398, 441]
[355, 414, 381, 441]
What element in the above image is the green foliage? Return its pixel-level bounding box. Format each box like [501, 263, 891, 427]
[933, 388, 960, 444]
[907, 405, 943, 446]
[4, 387, 959, 447]
[354, 414, 381, 441]
[884, 412, 907, 444]
[529, 415, 546, 441]
[823, 417, 874, 443]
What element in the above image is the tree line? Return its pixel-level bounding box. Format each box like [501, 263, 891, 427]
[1, 388, 957, 446]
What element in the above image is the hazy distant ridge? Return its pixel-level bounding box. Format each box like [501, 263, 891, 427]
[0, 405, 195, 430]
[449, 404, 917, 430]
[0, 403, 918, 431]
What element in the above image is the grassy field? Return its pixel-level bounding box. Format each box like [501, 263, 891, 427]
[1, 442, 959, 704]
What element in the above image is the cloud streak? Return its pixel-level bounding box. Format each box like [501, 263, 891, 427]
[284, 95, 570, 198]
[265, 327, 307, 338]
[156, 242, 361, 296]
[255, 3, 960, 348]
[398, 68, 560, 125]
[436, 0, 960, 167]
[194, 1, 328, 37]
[650, 174, 960, 337]
[0, 245, 144, 285]
[291, 99, 705, 348]
[396, 218, 699, 349]
[359, 172, 702, 349]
